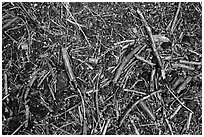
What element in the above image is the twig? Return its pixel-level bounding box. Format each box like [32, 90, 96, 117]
[4, 72, 9, 103]
[136, 8, 163, 70]
[179, 60, 201, 66]
[94, 68, 103, 122]
[24, 69, 39, 100]
[139, 101, 156, 121]
[2, 93, 10, 101]
[130, 119, 140, 135]
[61, 47, 87, 134]
[3, 17, 19, 29]
[150, 68, 156, 92]
[180, 112, 193, 134]
[172, 63, 195, 71]
[25, 102, 30, 128]
[175, 76, 192, 94]
[163, 109, 174, 135]
[165, 84, 194, 114]
[171, 2, 182, 33]
[114, 39, 135, 46]
[135, 55, 156, 66]
[124, 89, 146, 95]
[62, 47, 76, 82]
[48, 83, 56, 101]
[37, 70, 50, 87]
[11, 121, 27, 135]
[186, 112, 193, 131]
[50, 123, 71, 135]
[172, 76, 184, 90]
[113, 44, 144, 83]
[119, 90, 162, 126]
[169, 102, 184, 119]
[62, 2, 91, 47]
[39, 96, 53, 112]
[101, 119, 111, 135]
[51, 102, 81, 119]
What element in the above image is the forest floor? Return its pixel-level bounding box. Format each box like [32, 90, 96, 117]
[2, 2, 202, 135]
